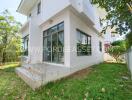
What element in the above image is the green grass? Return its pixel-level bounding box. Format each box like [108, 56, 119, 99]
[0, 62, 20, 69]
[0, 63, 132, 100]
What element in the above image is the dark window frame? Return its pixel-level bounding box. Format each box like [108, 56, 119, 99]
[22, 35, 29, 56]
[77, 29, 92, 56]
[99, 41, 102, 52]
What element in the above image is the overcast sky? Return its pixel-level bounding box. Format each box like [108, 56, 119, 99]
[0, 0, 27, 24]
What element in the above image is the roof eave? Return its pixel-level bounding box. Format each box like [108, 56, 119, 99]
[17, 0, 38, 16]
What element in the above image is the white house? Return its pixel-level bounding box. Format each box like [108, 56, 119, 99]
[104, 27, 120, 51]
[16, 0, 104, 90]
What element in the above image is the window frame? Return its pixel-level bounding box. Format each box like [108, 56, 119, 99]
[76, 29, 92, 56]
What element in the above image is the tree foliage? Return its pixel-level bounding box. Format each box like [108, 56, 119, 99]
[91, 0, 132, 47]
[111, 40, 126, 47]
[0, 10, 22, 64]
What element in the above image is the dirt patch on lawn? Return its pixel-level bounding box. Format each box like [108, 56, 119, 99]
[68, 67, 93, 79]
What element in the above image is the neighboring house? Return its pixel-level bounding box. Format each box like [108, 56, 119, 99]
[16, 0, 104, 89]
[103, 27, 126, 62]
[104, 27, 120, 52]
[103, 28, 120, 62]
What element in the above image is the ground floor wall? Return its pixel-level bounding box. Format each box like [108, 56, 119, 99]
[69, 10, 104, 71]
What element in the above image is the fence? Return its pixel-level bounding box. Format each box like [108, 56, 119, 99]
[127, 46, 132, 78]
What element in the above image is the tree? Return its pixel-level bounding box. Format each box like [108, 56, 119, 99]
[91, 0, 132, 48]
[126, 32, 132, 49]
[111, 40, 126, 47]
[108, 40, 126, 62]
[0, 10, 22, 64]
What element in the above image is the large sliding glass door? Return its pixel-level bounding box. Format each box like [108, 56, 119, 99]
[52, 33, 58, 63]
[43, 22, 64, 64]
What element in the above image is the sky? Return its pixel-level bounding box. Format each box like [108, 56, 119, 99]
[0, 0, 27, 24]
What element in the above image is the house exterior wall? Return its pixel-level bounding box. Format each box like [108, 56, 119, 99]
[69, 11, 104, 71]
[26, 8, 104, 67]
[28, 0, 42, 63]
[27, 9, 71, 66]
[24, 0, 71, 64]
[24, 0, 99, 28]
[104, 27, 120, 44]
[20, 0, 104, 67]
[26, 0, 71, 25]
[21, 25, 29, 37]
[40, 0, 70, 25]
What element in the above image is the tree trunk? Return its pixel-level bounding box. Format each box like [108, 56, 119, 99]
[2, 51, 6, 64]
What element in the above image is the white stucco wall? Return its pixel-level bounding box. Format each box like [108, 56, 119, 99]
[27, 0, 42, 63]
[127, 47, 132, 78]
[26, 0, 99, 28]
[69, 11, 104, 71]
[39, 0, 70, 25]
[104, 27, 120, 44]
[21, 25, 29, 38]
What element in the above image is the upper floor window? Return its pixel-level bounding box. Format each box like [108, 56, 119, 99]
[77, 29, 92, 56]
[29, 13, 31, 18]
[99, 41, 102, 52]
[37, 2, 41, 14]
[99, 17, 103, 27]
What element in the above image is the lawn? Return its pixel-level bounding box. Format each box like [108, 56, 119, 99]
[0, 63, 132, 100]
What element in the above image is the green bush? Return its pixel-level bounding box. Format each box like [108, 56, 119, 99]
[108, 40, 126, 62]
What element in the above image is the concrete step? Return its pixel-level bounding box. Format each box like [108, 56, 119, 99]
[16, 63, 71, 90]
[16, 67, 43, 90]
[23, 66, 45, 76]
[22, 63, 46, 77]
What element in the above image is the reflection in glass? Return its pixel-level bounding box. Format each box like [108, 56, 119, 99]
[43, 22, 64, 64]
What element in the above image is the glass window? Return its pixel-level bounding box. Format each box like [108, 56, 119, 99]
[58, 31, 64, 63]
[37, 2, 41, 14]
[58, 23, 64, 31]
[50, 26, 58, 34]
[29, 13, 31, 18]
[43, 31, 48, 37]
[77, 29, 92, 56]
[99, 41, 102, 52]
[22, 35, 29, 56]
[43, 22, 64, 64]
